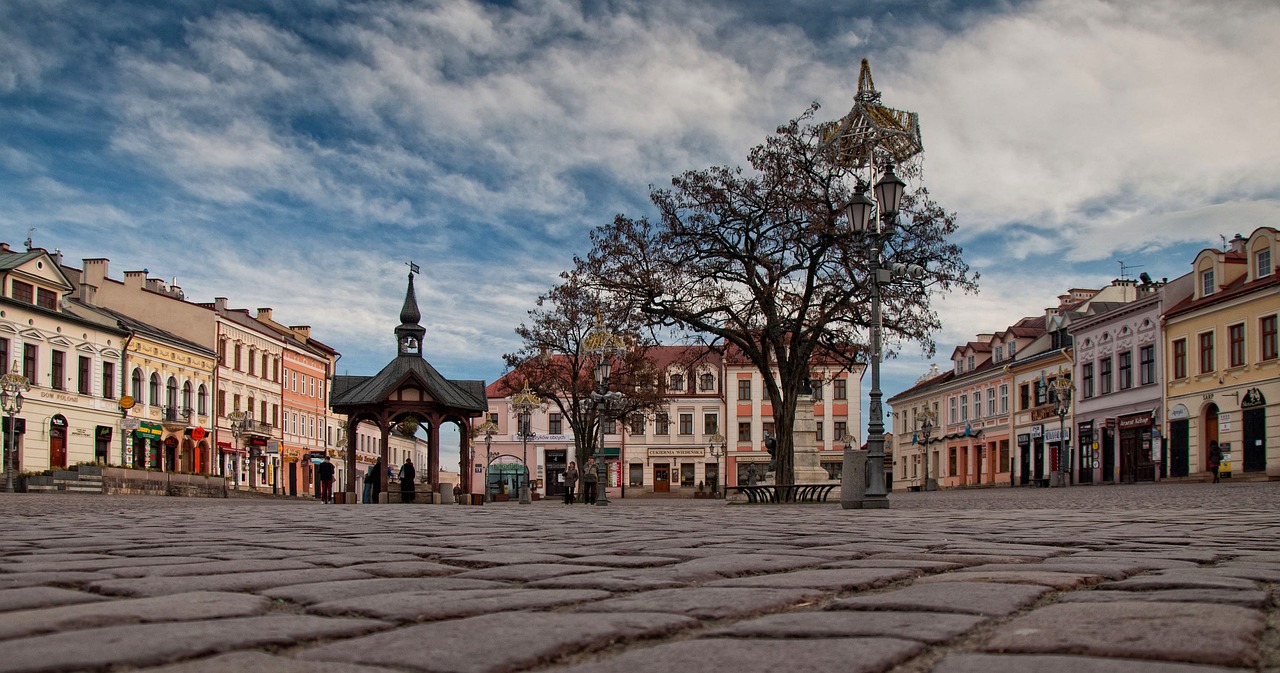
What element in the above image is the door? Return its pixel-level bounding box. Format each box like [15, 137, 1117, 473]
[653, 464, 670, 492]
[1101, 429, 1116, 482]
[50, 428, 67, 469]
[1033, 438, 1044, 480]
[1019, 440, 1031, 485]
[1243, 408, 1267, 472]
[1078, 441, 1093, 484]
[1169, 420, 1190, 477]
[1119, 429, 1138, 483]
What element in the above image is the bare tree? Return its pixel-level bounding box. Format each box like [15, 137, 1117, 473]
[575, 105, 977, 485]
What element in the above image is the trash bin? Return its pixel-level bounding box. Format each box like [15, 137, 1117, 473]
[840, 449, 869, 509]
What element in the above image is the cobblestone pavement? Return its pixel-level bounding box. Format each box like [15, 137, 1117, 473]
[2, 482, 1279, 673]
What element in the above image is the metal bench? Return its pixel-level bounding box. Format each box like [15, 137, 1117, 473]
[728, 484, 838, 504]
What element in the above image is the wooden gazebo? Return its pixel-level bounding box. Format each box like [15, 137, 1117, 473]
[331, 271, 487, 502]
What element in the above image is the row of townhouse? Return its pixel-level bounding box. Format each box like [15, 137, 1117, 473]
[0, 241, 349, 496]
[889, 227, 1279, 489]
[478, 346, 863, 499]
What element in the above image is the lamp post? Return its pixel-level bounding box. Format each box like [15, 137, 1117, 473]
[511, 385, 540, 505]
[228, 410, 247, 491]
[841, 164, 921, 510]
[1050, 369, 1074, 487]
[2, 364, 30, 493]
[473, 420, 498, 503]
[918, 409, 936, 491]
[708, 433, 725, 498]
[585, 315, 626, 507]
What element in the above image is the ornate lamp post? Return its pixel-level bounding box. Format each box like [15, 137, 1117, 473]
[473, 420, 499, 502]
[1050, 369, 1074, 487]
[586, 315, 626, 507]
[2, 364, 30, 493]
[841, 165, 922, 510]
[510, 384, 540, 505]
[228, 410, 248, 491]
[707, 433, 725, 498]
[918, 409, 936, 491]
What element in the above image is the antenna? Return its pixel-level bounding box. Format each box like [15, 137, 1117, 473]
[1117, 260, 1144, 280]
[1221, 234, 1228, 251]
[23, 228, 34, 250]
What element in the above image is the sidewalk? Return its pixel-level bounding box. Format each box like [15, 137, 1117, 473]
[0, 481, 1276, 672]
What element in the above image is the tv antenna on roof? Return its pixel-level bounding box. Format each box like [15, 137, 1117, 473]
[1118, 260, 1144, 280]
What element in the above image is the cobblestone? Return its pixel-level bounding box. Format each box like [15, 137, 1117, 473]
[1, 481, 1279, 672]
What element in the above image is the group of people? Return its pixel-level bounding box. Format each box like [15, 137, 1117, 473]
[314, 455, 420, 504]
[561, 459, 599, 504]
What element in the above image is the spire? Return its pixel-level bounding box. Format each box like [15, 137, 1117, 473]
[395, 270, 426, 357]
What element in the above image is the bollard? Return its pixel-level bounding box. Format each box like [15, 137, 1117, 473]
[840, 449, 869, 509]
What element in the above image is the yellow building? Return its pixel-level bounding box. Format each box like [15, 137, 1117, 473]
[1163, 228, 1279, 479]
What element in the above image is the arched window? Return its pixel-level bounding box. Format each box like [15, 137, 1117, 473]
[197, 384, 208, 416]
[166, 376, 178, 409]
[700, 372, 716, 391]
[131, 368, 143, 400]
[149, 373, 160, 406]
[182, 381, 193, 412]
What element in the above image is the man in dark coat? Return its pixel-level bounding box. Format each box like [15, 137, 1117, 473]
[367, 457, 383, 504]
[316, 456, 336, 504]
[399, 458, 417, 504]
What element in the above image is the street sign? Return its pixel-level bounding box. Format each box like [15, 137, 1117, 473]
[119, 395, 135, 410]
[120, 418, 140, 431]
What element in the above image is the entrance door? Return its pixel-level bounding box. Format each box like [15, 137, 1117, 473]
[50, 428, 67, 469]
[1078, 442, 1093, 484]
[1120, 429, 1138, 483]
[1101, 429, 1116, 482]
[653, 464, 670, 492]
[1033, 439, 1044, 480]
[1169, 420, 1190, 477]
[1243, 408, 1267, 472]
[1019, 441, 1031, 485]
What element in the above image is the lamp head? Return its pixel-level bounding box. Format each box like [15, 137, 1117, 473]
[874, 164, 906, 216]
[842, 187, 874, 234]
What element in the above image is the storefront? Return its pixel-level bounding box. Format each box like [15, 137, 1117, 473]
[1118, 412, 1156, 483]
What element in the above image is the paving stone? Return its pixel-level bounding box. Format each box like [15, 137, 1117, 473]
[868, 552, 1040, 566]
[821, 558, 965, 572]
[0, 614, 387, 672]
[448, 552, 571, 566]
[544, 637, 924, 673]
[705, 567, 918, 590]
[1042, 554, 1198, 570]
[654, 553, 826, 582]
[707, 610, 985, 643]
[451, 563, 612, 582]
[136, 651, 404, 672]
[297, 612, 696, 673]
[0, 556, 216, 573]
[933, 653, 1241, 673]
[983, 601, 1264, 667]
[0, 571, 114, 589]
[576, 587, 825, 619]
[0, 591, 271, 640]
[526, 569, 689, 591]
[1058, 588, 1270, 608]
[352, 561, 467, 578]
[829, 581, 1051, 616]
[560, 555, 682, 568]
[0, 586, 109, 613]
[103, 558, 317, 578]
[262, 577, 507, 604]
[291, 552, 426, 567]
[310, 588, 610, 621]
[1098, 570, 1260, 592]
[917, 569, 1102, 589]
[89, 567, 373, 597]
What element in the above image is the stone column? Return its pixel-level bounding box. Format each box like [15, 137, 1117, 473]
[792, 394, 833, 483]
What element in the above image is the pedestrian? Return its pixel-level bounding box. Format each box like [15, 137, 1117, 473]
[399, 458, 416, 504]
[563, 461, 579, 505]
[316, 455, 335, 504]
[1207, 441, 1222, 483]
[366, 457, 383, 504]
[583, 458, 598, 504]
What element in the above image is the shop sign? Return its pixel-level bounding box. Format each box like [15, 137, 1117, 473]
[1017, 433, 1030, 446]
[1169, 404, 1190, 420]
[1044, 427, 1071, 443]
[648, 448, 705, 457]
[191, 426, 206, 441]
[1030, 425, 1042, 438]
[1242, 388, 1266, 408]
[134, 421, 163, 439]
[1118, 414, 1152, 429]
[95, 425, 113, 441]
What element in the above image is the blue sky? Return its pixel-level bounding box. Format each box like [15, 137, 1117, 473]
[4, 0, 1279, 454]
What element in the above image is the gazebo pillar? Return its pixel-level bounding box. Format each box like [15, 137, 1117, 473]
[428, 421, 440, 492]
[459, 422, 472, 494]
[379, 422, 391, 503]
[345, 421, 357, 499]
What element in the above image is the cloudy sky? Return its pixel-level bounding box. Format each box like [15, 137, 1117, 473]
[4, 0, 1278, 451]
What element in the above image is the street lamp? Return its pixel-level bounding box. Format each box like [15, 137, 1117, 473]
[918, 409, 936, 492]
[510, 384, 540, 505]
[1050, 369, 1074, 487]
[1, 364, 30, 493]
[473, 420, 499, 502]
[585, 315, 626, 507]
[228, 410, 249, 491]
[841, 165, 922, 510]
[707, 433, 725, 498]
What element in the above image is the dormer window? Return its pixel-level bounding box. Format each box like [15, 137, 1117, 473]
[1008, 342, 1017, 357]
[994, 345, 1003, 362]
[955, 361, 963, 374]
[699, 372, 716, 391]
[967, 355, 975, 370]
[1201, 268, 1215, 296]
[1258, 248, 1272, 278]
[668, 373, 685, 392]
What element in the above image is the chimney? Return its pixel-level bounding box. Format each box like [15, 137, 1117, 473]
[123, 270, 147, 289]
[79, 283, 98, 305]
[146, 278, 165, 293]
[256, 308, 273, 321]
[0, 242, 9, 253]
[214, 297, 228, 312]
[82, 258, 109, 288]
[289, 325, 311, 338]
[1230, 233, 1247, 254]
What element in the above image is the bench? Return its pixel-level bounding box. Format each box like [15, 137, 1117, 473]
[728, 484, 838, 504]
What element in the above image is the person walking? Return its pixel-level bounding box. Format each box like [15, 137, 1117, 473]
[316, 456, 336, 504]
[399, 458, 416, 504]
[583, 458, 598, 504]
[563, 461, 579, 505]
[366, 457, 383, 504]
[1207, 441, 1223, 483]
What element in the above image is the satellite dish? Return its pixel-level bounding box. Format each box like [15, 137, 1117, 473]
[1139, 272, 1152, 284]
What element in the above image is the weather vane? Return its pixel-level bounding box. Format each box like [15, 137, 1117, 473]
[406, 261, 419, 276]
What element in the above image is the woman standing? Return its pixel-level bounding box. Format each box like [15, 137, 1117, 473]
[564, 461, 579, 504]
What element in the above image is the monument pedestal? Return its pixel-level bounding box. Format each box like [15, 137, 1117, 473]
[793, 393, 836, 483]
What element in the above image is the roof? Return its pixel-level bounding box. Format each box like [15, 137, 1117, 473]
[65, 300, 214, 357]
[1164, 269, 1280, 320]
[0, 249, 44, 272]
[331, 354, 487, 413]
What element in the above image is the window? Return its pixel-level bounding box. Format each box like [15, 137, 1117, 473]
[36, 288, 57, 310]
[811, 379, 823, 400]
[264, 401, 270, 425]
[834, 421, 848, 442]
[949, 448, 957, 475]
[234, 344, 242, 371]
[217, 390, 226, 417]
[198, 384, 208, 415]
[972, 394, 981, 420]
[967, 355, 975, 370]
[737, 380, 751, 401]
[987, 387, 996, 416]
[1199, 332, 1215, 373]
[833, 378, 847, 399]
[949, 396, 958, 424]
[1082, 363, 1095, 399]
[549, 413, 562, 435]
[1139, 346, 1155, 385]
[1008, 341, 1017, 357]
[703, 413, 718, 435]
[1263, 315, 1279, 361]
[131, 368, 143, 400]
[679, 413, 693, 435]
[995, 345, 1003, 362]
[166, 376, 177, 409]
[999, 384, 1009, 414]
[738, 422, 751, 442]
[668, 373, 684, 392]
[248, 348, 256, 376]
[699, 372, 715, 391]
[50, 350, 65, 390]
[1019, 384, 1030, 411]
[0, 338, 7, 374]
[680, 463, 695, 487]
[102, 361, 115, 399]
[628, 414, 645, 435]
[1201, 269, 1215, 296]
[960, 394, 968, 422]
[77, 356, 91, 395]
[1258, 248, 1273, 278]
[1173, 338, 1187, 378]
[1118, 351, 1133, 390]
[149, 372, 160, 405]
[655, 413, 670, 435]
[1228, 324, 1245, 367]
[11, 280, 33, 304]
[183, 381, 193, 411]
[1099, 357, 1113, 395]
